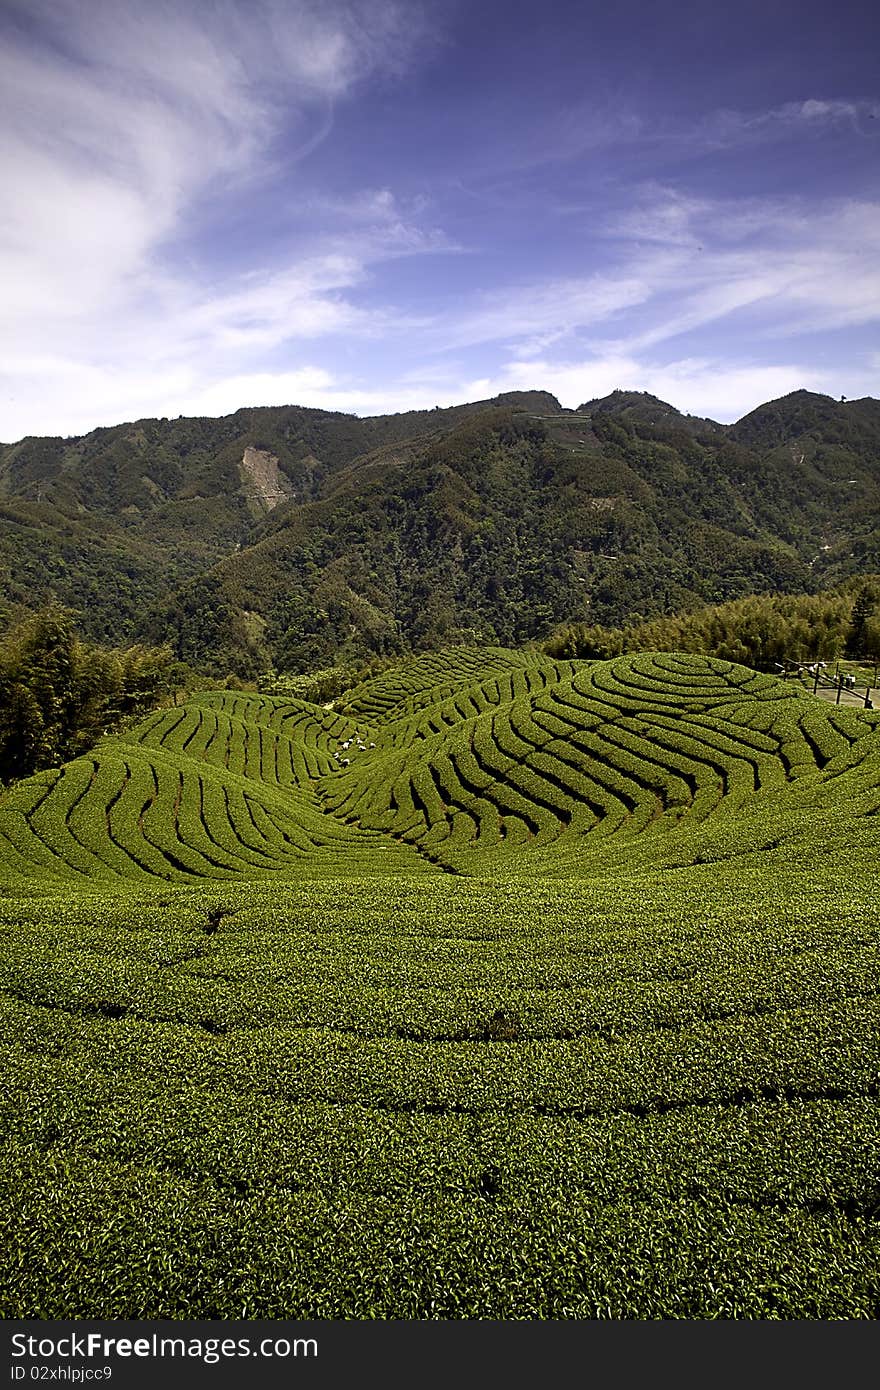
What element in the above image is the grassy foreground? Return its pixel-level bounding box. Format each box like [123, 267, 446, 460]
[0, 649, 878, 1317]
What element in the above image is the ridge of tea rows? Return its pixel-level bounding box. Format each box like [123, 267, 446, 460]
[1, 647, 877, 883]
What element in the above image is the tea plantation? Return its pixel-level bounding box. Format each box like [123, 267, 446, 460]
[1, 649, 878, 1317]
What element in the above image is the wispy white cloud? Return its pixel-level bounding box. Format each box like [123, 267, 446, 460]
[706, 97, 880, 145]
[0, 231, 440, 439]
[5, 182, 879, 437]
[3, 332, 874, 439]
[437, 274, 650, 353]
[609, 191, 880, 349]
[478, 92, 880, 189]
[382, 185, 880, 421]
[420, 190, 880, 362]
[0, 0, 448, 439]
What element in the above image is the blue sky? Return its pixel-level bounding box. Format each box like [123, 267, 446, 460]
[1, 0, 878, 440]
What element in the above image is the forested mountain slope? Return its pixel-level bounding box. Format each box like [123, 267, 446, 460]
[2, 388, 878, 673]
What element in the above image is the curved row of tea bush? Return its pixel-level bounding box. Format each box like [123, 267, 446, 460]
[0, 648, 878, 882]
[1, 875, 878, 1318]
[318, 650, 880, 875]
[0, 744, 427, 883]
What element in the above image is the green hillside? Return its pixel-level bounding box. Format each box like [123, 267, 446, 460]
[2, 648, 877, 883]
[1, 649, 878, 1318]
[0, 689, 429, 883]
[3, 387, 879, 672]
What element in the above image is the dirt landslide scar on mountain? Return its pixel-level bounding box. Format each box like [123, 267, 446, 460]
[238, 447, 293, 517]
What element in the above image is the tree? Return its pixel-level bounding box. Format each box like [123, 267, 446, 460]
[848, 582, 880, 658]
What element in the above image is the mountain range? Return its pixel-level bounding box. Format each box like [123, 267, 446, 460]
[1, 387, 878, 673]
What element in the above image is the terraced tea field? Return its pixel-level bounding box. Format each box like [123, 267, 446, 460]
[1, 650, 879, 1317]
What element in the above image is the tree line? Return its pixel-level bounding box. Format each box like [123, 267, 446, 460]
[542, 579, 880, 670]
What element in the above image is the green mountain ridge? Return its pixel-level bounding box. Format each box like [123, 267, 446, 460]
[2, 388, 878, 672]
